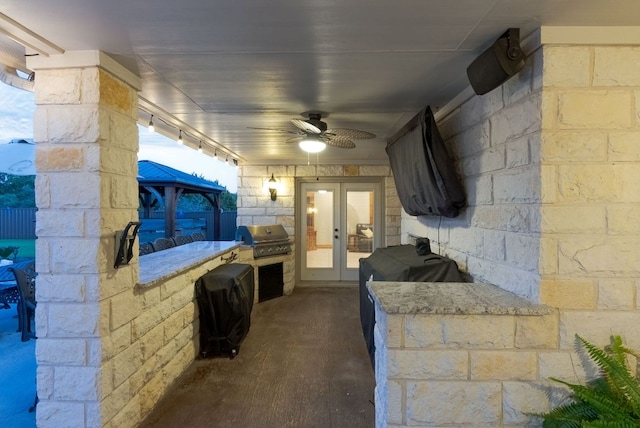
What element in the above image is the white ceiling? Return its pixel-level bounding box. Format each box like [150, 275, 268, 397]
[0, 0, 639, 165]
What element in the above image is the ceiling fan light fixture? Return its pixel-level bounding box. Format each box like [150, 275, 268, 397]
[299, 137, 326, 153]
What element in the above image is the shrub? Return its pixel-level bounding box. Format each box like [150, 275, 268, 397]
[536, 334, 640, 427]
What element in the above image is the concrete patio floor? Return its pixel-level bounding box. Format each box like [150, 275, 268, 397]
[0, 303, 36, 427]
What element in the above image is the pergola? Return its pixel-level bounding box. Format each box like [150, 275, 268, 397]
[137, 160, 226, 239]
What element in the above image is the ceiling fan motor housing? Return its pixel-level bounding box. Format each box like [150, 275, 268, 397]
[306, 113, 328, 132]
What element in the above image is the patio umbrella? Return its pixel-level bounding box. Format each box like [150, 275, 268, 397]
[0, 139, 35, 175]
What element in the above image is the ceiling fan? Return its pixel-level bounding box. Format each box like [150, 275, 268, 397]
[250, 112, 376, 153]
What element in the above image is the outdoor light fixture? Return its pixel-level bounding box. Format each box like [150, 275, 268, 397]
[267, 173, 278, 201]
[177, 130, 183, 145]
[148, 115, 154, 133]
[225, 156, 229, 165]
[299, 136, 326, 153]
[198, 141, 203, 153]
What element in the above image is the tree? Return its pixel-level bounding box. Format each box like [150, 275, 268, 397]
[0, 174, 35, 208]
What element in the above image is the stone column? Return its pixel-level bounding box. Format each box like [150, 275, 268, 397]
[27, 51, 141, 427]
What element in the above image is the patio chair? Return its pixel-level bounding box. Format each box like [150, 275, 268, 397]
[191, 232, 206, 241]
[9, 260, 36, 342]
[151, 237, 176, 252]
[139, 242, 155, 256]
[172, 234, 193, 246]
[9, 260, 39, 412]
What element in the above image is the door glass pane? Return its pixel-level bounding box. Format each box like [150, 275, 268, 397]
[346, 190, 374, 268]
[305, 189, 334, 268]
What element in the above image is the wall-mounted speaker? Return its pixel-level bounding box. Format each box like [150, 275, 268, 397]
[466, 28, 525, 95]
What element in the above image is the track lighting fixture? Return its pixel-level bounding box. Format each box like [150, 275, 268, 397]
[139, 108, 241, 165]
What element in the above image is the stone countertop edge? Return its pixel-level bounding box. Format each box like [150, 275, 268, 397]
[366, 281, 556, 316]
[138, 241, 242, 289]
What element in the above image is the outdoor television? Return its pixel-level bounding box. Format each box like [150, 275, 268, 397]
[385, 106, 465, 217]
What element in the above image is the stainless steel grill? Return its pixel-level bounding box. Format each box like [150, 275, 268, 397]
[235, 225, 292, 258]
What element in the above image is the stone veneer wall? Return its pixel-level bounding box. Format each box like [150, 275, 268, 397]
[372, 283, 558, 427]
[391, 34, 640, 426]
[28, 53, 241, 428]
[403, 45, 544, 300]
[236, 164, 402, 283]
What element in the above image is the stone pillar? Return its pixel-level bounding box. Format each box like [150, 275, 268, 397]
[27, 51, 140, 427]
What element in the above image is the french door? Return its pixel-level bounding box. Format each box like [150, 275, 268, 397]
[299, 179, 382, 282]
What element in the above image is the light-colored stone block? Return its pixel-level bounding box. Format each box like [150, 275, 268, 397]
[37, 338, 87, 365]
[406, 381, 502, 426]
[506, 134, 533, 168]
[110, 291, 141, 330]
[541, 205, 606, 234]
[112, 342, 144, 388]
[539, 279, 597, 309]
[385, 314, 403, 348]
[48, 302, 100, 337]
[106, 394, 141, 428]
[542, 131, 608, 162]
[470, 205, 533, 233]
[503, 381, 551, 425]
[558, 237, 639, 276]
[560, 312, 640, 350]
[53, 366, 100, 401]
[494, 165, 541, 203]
[460, 145, 505, 176]
[388, 349, 468, 379]
[386, 380, 402, 425]
[608, 205, 640, 235]
[36, 273, 86, 302]
[101, 379, 130, 423]
[505, 233, 539, 272]
[593, 47, 640, 86]
[491, 92, 541, 146]
[36, 401, 86, 428]
[557, 164, 623, 203]
[470, 351, 537, 380]
[598, 279, 635, 310]
[515, 313, 559, 349]
[543, 46, 591, 87]
[405, 314, 516, 349]
[539, 351, 591, 383]
[608, 130, 640, 162]
[557, 90, 632, 129]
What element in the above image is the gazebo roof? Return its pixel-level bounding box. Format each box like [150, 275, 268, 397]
[137, 160, 226, 193]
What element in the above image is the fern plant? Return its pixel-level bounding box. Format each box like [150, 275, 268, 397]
[536, 334, 640, 427]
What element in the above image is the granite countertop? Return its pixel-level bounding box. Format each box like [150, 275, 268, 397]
[367, 281, 555, 316]
[138, 241, 241, 288]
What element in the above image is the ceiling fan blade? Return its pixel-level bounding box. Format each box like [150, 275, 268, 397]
[326, 128, 376, 140]
[247, 126, 302, 136]
[326, 136, 356, 149]
[285, 135, 305, 144]
[291, 118, 322, 134]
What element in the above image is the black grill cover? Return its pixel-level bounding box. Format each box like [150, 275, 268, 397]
[359, 245, 463, 368]
[195, 263, 254, 358]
